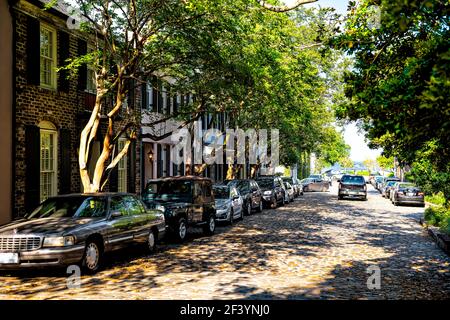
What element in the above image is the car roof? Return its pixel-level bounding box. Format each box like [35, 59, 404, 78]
[147, 175, 213, 182]
[46, 192, 133, 198]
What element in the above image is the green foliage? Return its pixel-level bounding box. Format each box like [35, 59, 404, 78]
[424, 205, 450, 235]
[425, 192, 446, 206]
[376, 155, 394, 171]
[356, 170, 370, 176]
[334, 0, 449, 200]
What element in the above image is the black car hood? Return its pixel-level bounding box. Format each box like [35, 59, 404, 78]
[145, 200, 190, 210]
[0, 217, 100, 236]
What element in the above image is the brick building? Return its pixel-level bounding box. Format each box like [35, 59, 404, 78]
[9, 0, 139, 218]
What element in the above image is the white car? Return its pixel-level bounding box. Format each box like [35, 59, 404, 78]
[284, 182, 295, 202]
[213, 184, 244, 224]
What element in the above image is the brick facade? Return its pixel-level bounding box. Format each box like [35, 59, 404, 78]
[12, 0, 140, 216]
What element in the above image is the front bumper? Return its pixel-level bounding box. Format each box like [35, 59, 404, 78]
[215, 208, 231, 222]
[0, 245, 85, 269]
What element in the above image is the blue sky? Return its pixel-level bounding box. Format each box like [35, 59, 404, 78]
[292, 0, 382, 162]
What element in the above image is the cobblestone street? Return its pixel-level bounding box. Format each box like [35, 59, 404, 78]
[0, 183, 449, 300]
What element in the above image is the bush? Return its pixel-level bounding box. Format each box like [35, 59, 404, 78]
[425, 192, 446, 206]
[424, 205, 450, 235]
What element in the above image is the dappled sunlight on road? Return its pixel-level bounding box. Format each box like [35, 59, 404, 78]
[0, 183, 448, 299]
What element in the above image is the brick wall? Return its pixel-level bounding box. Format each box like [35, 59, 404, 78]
[13, 1, 142, 215]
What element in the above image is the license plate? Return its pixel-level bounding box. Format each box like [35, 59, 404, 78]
[0, 252, 19, 264]
[407, 193, 415, 197]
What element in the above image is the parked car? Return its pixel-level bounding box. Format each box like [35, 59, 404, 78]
[142, 176, 216, 242]
[255, 176, 286, 208]
[381, 180, 398, 198]
[282, 177, 303, 197]
[212, 184, 243, 224]
[225, 179, 263, 215]
[380, 177, 400, 190]
[284, 182, 295, 202]
[338, 175, 367, 200]
[301, 177, 330, 192]
[0, 193, 165, 273]
[390, 182, 425, 207]
[372, 176, 384, 189]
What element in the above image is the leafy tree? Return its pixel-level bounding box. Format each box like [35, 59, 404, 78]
[376, 155, 394, 171]
[334, 0, 449, 198]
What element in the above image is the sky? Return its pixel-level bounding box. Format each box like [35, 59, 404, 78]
[287, 0, 382, 162]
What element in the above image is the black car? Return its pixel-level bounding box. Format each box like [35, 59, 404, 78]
[282, 177, 303, 197]
[391, 182, 425, 207]
[338, 175, 367, 200]
[143, 176, 216, 242]
[225, 179, 263, 215]
[255, 176, 286, 208]
[0, 193, 165, 273]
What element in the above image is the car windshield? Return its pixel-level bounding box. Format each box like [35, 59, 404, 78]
[256, 179, 274, 189]
[213, 186, 230, 199]
[309, 175, 321, 179]
[386, 181, 397, 187]
[144, 180, 193, 202]
[26, 196, 107, 219]
[341, 175, 365, 184]
[375, 176, 384, 182]
[301, 178, 313, 184]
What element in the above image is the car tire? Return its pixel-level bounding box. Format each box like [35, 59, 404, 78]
[246, 202, 252, 216]
[338, 195, 343, 200]
[147, 229, 157, 254]
[257, 200, 263, 213]
[271, 198, 277, 209]
[203, 214, 216, 235]
[229, 208, 234, 225]
[81, 240, 103, 274]
[393, 201, 398, 206]
[175, 218, 188, 242]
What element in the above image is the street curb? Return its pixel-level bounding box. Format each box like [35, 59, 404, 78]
[419, 218, 450, 257]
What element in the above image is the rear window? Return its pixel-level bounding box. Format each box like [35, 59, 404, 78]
[341, 175, 365, 184]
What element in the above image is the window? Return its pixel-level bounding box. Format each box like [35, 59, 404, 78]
[40, 25, 56, 88]
[146, 82, 152, 111]
[117, 139, 128, 192]
[39, 121, 57, 203]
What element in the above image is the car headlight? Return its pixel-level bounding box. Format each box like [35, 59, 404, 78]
[155, 204, 165, 212]
[263, 191, 272, 196]
[43, 236, 75, 247]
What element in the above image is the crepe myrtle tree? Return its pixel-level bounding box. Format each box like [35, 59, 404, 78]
[58, 0, 218, 192]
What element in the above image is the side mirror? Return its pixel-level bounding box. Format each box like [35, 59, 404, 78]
[110, 211, 123, 219]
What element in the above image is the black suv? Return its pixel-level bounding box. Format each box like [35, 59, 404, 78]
[142, 176, 216, 242]
[225, 179, 263, 215]
[255, 176, 286, 208]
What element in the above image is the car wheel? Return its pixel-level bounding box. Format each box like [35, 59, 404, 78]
[240, 207, 244, 220]
[175, 218, 187, 242]
[338, 195, 343, 200]
[147, 229, 157, 254]
[271, 198, 277, 209]
[229, 208, 234, 225]
[257, 200, 263, 213]
[203, 215, 216, 235]
[81, 240, 103, 274]
[246, 202, 252, 216]
[393, 200, 398, 206]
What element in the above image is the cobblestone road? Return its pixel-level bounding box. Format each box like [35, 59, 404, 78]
[1, 183, 449, 299]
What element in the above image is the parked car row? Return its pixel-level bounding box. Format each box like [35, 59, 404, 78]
[370, 175, 425, 207]
[0, 175, 302, 273]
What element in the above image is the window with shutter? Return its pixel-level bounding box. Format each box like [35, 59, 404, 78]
[40, 25, 57, 89]
[39, 121, 58, 202]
